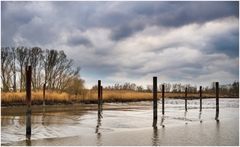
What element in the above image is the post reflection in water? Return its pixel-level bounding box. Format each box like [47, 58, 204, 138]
[42, 107, 46, 125]
[152, 119, 157, 127]
[95, 112, 102, 134]
[215, 112, 219, 121]
[215, 120, 220, 145]
[184, 111, 188, 124]
[95, 108, 103, 146]
[152, 115, 165, 146]
[26, 139, 31, 146]
[152, 122, 159, 146]
[199, 112, 202, 123]
[160, 115, 165, 128]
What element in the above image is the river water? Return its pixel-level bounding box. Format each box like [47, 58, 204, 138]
[1, 98, 239, 146]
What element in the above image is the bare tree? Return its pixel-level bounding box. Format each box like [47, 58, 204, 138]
[44, 49, 58, 89]
[15, 46, 28, 91]
[43, 49, 83, 91]
[29, 47, 43, 90]
[66, 75, 85, 97]
[1, 47, 14, 91]
[136, 86, 143, 92]
[2, 46, 84, 93]
[11, 47, 17, 92]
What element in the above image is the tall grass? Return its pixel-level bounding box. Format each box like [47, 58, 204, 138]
[1, 89, 229, 106]
[2, 91, 70, 105]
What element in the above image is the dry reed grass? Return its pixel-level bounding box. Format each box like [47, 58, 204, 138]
[1, 91, 70, 104]
[1, 89, 227, 105]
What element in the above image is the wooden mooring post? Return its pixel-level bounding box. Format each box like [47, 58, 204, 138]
[100, 85, 103, 110]
[162, 84, 165, 115]
[26, 65, 32, 140]
[215, 82, 219, 120]
[98, 80, 102, 118]
[200, 86, 202, 112]
[43, 83, 46, 106]
[153, 77, 158, 122]
[185, 87, 187, 112]
[98, 80, 101, 108]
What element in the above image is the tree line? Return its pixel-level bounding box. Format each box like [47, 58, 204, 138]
[1, 47, 84, 94]
[92, 81, 239, 96]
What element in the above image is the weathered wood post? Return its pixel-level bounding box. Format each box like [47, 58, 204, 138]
[153, 77, 158, 122]
[100, 86, 103, 110]
[43, 83, 46, 106]
[98, 80, 101, 118]
[26, 65, 32, 140]
[215, 82, 219, 120]
[185, 87, 187, 112]
[162, 84, 165, 115]
[200, 86, 202, 112]
[98, 80, 101, 107]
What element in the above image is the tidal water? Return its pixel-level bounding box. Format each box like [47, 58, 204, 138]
[1, 98, 239, 146]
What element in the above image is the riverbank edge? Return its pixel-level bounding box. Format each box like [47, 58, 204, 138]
[1, 96, 238, 107]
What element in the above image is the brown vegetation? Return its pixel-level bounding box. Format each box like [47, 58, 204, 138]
[1, 89, 235, 106]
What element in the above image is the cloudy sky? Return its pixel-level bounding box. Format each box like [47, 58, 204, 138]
[1, 1, 239, 88]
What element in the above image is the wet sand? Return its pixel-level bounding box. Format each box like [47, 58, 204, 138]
[1, 98, 239, 146]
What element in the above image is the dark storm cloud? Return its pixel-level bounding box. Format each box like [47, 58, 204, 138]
[108, 1, 239, 40]
[67, 36, 92, 47]
[156, 1, 238, 26]
[2, 1, 238, 44]
[1, 1, 239, 87]
[1, 2, 34, 45]
[210, 31, 239, 58]
[110, 24, 144, 41]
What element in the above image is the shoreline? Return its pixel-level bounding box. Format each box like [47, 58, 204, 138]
[1, 96, 239, 108]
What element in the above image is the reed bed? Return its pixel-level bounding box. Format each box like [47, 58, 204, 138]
[1, 90, 231, 106]
[2, 91, 70, 105]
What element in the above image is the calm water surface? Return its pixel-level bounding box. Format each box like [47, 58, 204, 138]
[1, 98, 239, 146]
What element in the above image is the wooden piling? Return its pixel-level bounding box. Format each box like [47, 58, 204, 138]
[26, 65, 32, 139]
[100, 86, 103, 110]
[162, 84, 165, 115]
[200, 86, 202, 112]
[98, 80, 101, 107]
[185, 87, 187, 112]
[153, 77, 158, 121]
[98, 80, 102, 118]
[215, 82, 219, 120]
[43, 83, 46, 106]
